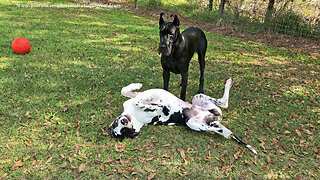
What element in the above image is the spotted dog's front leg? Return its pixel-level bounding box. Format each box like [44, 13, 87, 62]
[186, 118, 232, 138]
[186, 118, 257, 154]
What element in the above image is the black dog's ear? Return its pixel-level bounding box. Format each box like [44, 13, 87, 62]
[171, 14, 180, 28]
[159, 13, 165, 27]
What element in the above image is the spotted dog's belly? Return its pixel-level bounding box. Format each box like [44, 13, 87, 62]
[124, 89, 191, 127]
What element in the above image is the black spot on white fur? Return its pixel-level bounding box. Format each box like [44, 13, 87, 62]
[162, 106, 170, 116]
[149, 115, 161, 125]
[165, 111, 187, 125]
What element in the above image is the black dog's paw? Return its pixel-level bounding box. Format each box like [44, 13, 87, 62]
[197, 90, 204, 94]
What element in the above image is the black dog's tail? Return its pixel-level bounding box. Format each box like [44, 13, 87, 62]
[230, 134, 257, 154]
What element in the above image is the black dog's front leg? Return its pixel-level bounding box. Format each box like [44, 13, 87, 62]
[163, 69, 170, 91]
[180, 72, 188, 101]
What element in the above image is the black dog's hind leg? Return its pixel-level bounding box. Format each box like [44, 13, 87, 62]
[197, 38, 207, 94]
[197, 52, 205, 94]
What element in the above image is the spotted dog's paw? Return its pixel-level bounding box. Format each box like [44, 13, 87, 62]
[225, 78, 232, 89]
[129, 83, 143, 90]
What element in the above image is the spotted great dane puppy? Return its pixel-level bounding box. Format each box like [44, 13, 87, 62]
[108, 78, 257, 154]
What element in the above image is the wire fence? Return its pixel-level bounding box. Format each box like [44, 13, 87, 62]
[221, 6, 320, 41]
[198, 0, 320, 41]
[138, 0, 320, 41]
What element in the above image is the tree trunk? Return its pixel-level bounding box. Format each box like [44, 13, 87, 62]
[216, 0, 226, 27]
[208, 0, 213, 11]
[134, 0, 138, 9]
[265, 0, 275, 24]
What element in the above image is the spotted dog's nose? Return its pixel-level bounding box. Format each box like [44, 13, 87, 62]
[107, 127, 114, 137]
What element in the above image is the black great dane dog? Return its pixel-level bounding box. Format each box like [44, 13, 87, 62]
[158, 13, 207, 101]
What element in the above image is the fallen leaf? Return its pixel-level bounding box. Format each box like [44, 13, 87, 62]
[61, 161, 67, 168]
[283, 130, 291, 134]
[180, 149, 186, 159]
[161, 161, 172, 166]
[45, 156, 53, 164]
[68, 156, 73, 163]
[58, 142, 64, 148]
[11, 161, 23, 170]
[117, 168, 122, 173]
[269, 112, 275, 116]
[63, 106, 69, 112]
[295, 129, 302, 137]
[79, 163, 85, 173]
[101, 128, 107, 135]
[234, 150, 241, 159]
[24, 155, 30, 161]
[19, 123, 30, 127]
[100, 165, 105, 171]
[48, 143, 54, 150]
[115, 143, 125, 152]
[303, 129, 313, 135]
[295, 174, 302, 180]
[138, 156, 145, 161]
[259, 140, 266, 150]
[15, 161, 24, 167]
[277, 149, 285, 154]
[0, 173, 8, 179]
[146, 157, 154, 161]
[308, 136, 313, 140]
[148, 172, 156, 180]
[123, 174, 129, 179]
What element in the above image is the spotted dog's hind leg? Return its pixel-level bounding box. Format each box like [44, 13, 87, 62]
[193, 78, 232, 109]
[186, 118, 257, 154]
[121, 83, 143, 98]
[216, 78, 232, 108]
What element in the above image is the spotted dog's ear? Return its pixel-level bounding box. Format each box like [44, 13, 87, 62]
[209, 108, 221, 116]
[182, 107, 199, 118]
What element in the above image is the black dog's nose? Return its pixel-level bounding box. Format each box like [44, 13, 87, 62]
[159, 44, 166, 49]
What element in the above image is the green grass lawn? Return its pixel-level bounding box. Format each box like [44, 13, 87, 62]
[0, 0, 319, 179]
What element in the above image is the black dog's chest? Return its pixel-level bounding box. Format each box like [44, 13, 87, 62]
[162, 57, 182, 74]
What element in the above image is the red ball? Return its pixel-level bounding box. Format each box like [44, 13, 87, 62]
[12, 37, 32, 54]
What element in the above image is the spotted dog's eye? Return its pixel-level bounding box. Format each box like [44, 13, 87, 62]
[121, 118, 129, 125]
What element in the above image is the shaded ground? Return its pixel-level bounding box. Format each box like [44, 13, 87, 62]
[87, 0, 320, 55]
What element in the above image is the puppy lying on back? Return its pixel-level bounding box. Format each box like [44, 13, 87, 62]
[108, 78, 257, 154]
